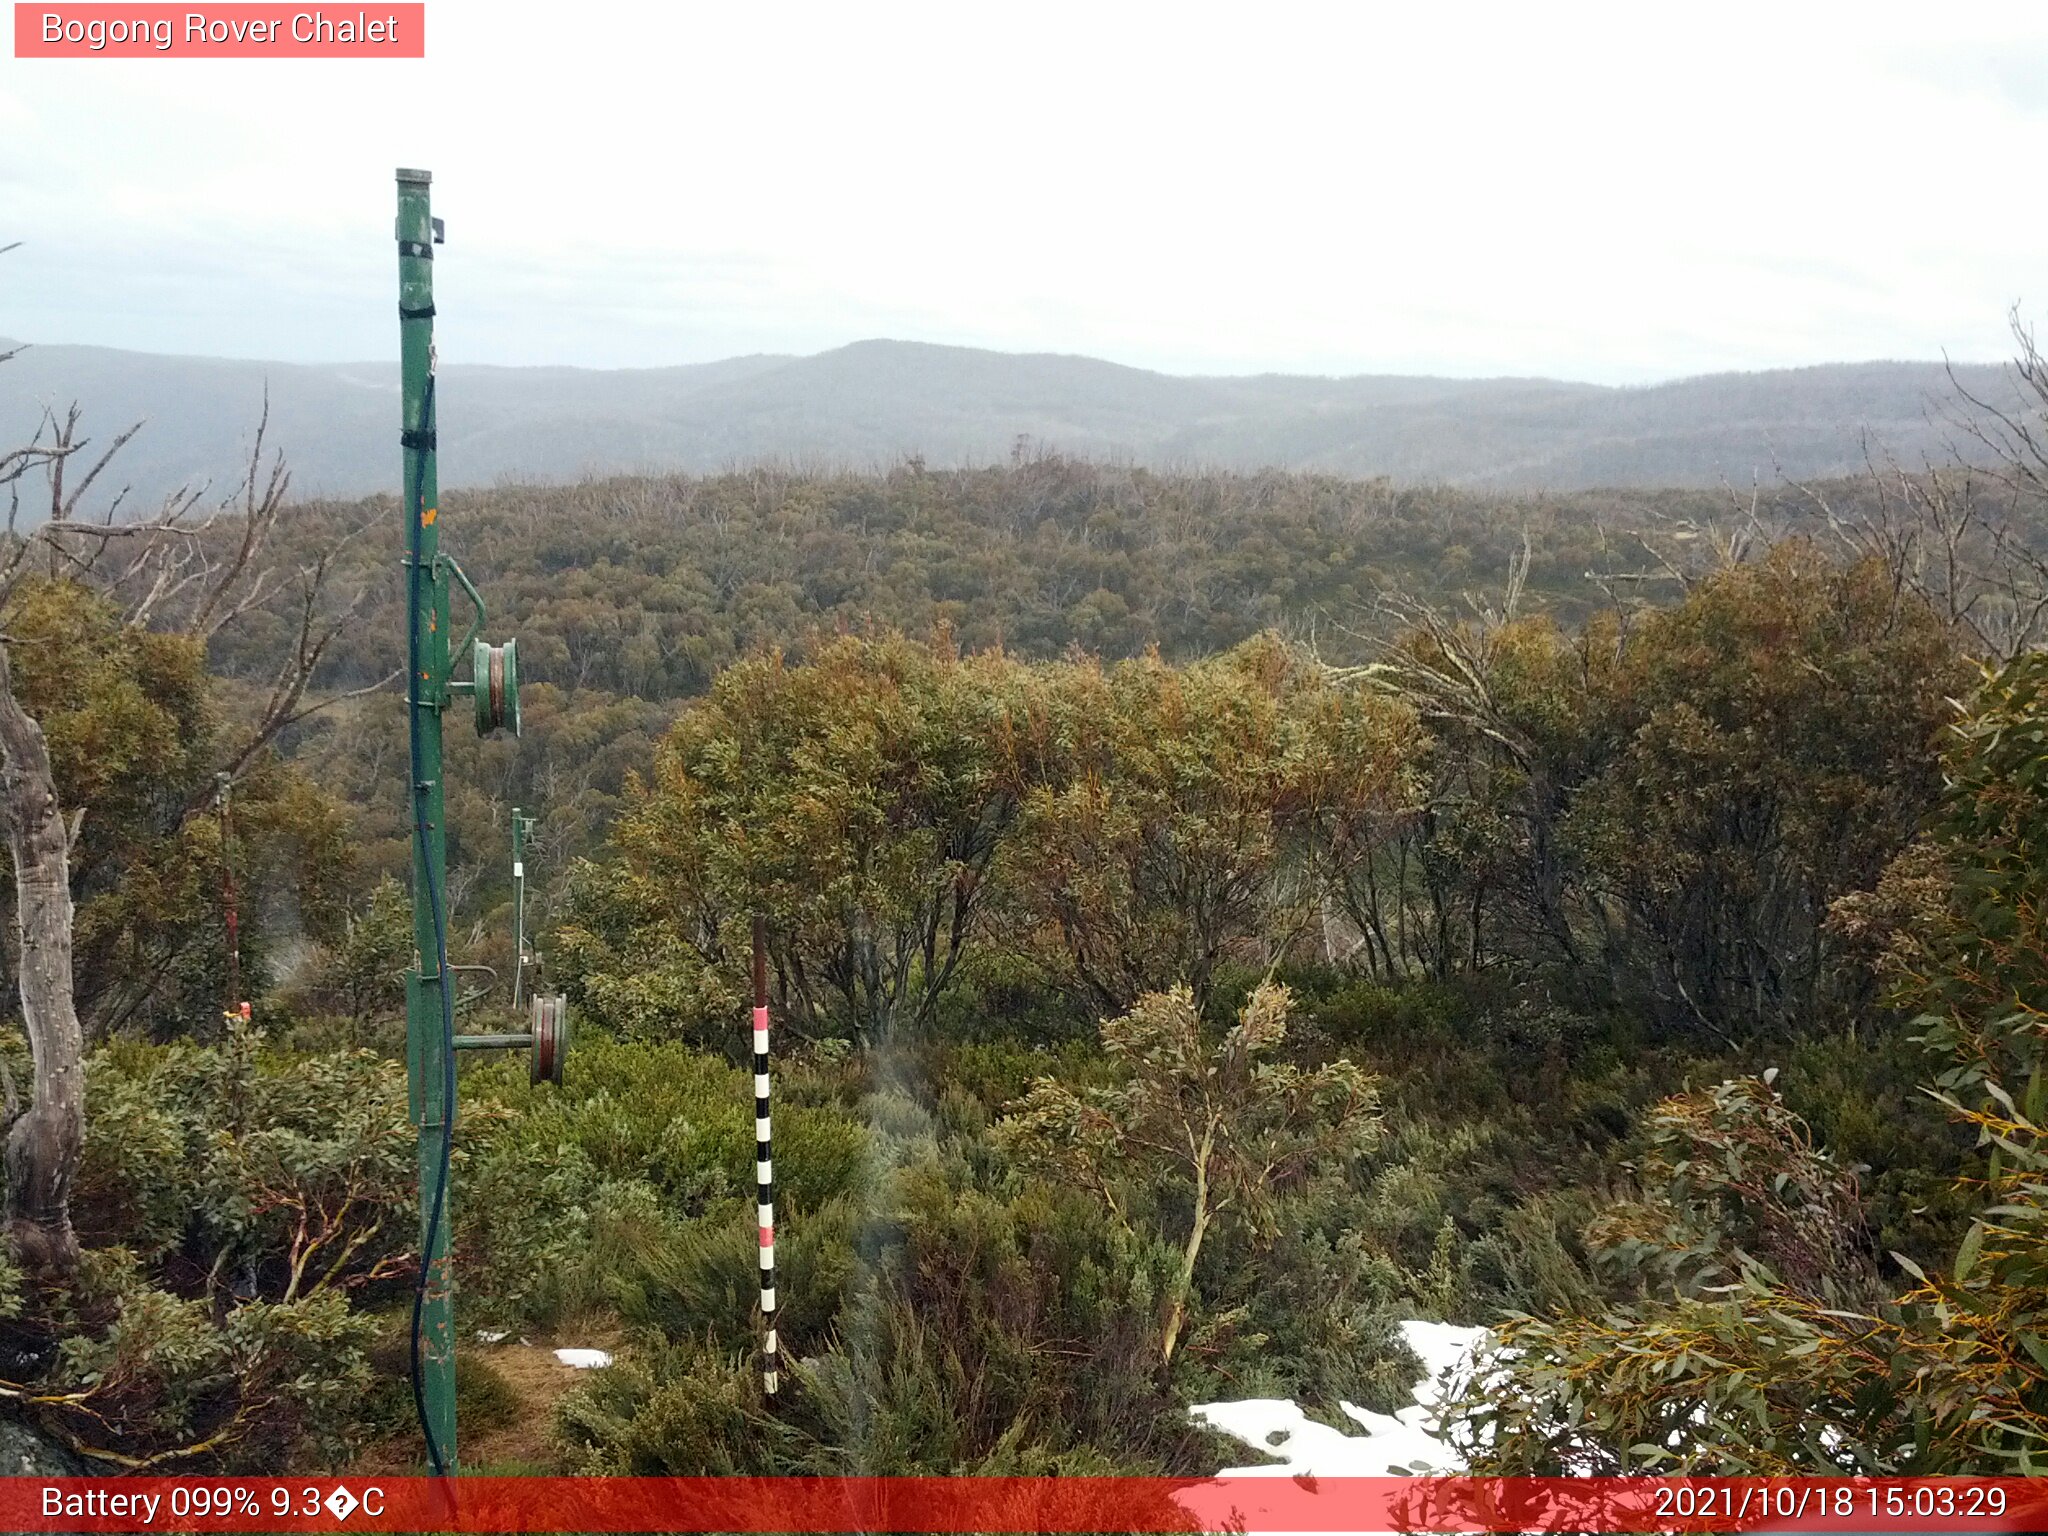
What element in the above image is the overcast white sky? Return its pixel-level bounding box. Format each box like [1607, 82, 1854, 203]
[4, 1, 2047, 382]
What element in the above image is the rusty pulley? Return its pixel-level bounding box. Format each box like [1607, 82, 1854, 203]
[529, 991, 569, 1086]
[473, 637, 521, 738]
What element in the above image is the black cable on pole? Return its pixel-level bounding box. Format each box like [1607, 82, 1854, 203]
[405, 372, 457, 1478]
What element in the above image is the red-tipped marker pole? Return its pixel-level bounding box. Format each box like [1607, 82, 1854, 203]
[752, 915, 778, 1396]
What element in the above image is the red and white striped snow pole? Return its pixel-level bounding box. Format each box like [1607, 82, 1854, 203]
[752, 916, 778, 1397]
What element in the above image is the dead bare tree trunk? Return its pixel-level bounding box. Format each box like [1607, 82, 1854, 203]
[0, 271, 386, 1273]
[0, 639, 81, 1280]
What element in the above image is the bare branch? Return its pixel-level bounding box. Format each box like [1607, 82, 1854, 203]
[277, 668, 403, 732]
[57, 418, 146, 524]
[189, 388, 288, 636]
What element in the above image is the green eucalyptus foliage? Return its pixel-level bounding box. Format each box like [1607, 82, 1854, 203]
[1000, 983, 1380, 1371]
[73, 1025, 414, 1296]
[279, 877, 412, 1047]
[1, 578, 355, 1040]
[20, 449, 2025, 1477]
[1382, 543, 1962, 1038]
[1437, 652, 2048, 1475]
[557, 634, 1039, 1044]
[457, 1035, 869, 1327]
[1003, 638, 1422, 1013]
[15, 1029, 406, 1468]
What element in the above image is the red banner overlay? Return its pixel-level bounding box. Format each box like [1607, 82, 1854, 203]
[5, 1477, 2047, 1532]
[13, 3, 423, 57]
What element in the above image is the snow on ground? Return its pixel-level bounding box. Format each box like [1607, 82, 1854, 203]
[1189, 1320, 1488, 1476]
[552, 1347, 613, 1369]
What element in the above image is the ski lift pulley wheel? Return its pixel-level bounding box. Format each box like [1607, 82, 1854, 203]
[474, 637, 520, 737]
[530, 992, 569, 1086]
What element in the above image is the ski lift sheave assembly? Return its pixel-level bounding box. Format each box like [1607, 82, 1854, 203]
[446, 991, 571, 1086]
[396, 166, 568, 1477]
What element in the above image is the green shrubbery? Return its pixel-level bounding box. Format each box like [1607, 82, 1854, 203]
[11, 1028, 405, 1468]
[553, 1143, 1243, 1475]
[1439, 653, 2048, 1474]
[14, 497, 2023, 1480]
[457, 1036, 870, 1329]
[444, 977, 1474, 1474]
[525, 981, 1613, 1476]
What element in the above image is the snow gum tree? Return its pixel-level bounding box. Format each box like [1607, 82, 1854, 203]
[1000, 981, 1380, 1370]
[0, 339, 375, 1281]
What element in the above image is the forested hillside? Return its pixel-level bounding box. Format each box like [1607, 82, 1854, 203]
[1, 335, 2027, 505]
[3, 408, 2048, 1474]
[224, 461, 1893, 929]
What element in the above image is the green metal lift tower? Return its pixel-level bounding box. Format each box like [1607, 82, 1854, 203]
[396, 167, 563, 1474]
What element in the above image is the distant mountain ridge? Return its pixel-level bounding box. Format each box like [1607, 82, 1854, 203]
[0, 336, 2021, 507]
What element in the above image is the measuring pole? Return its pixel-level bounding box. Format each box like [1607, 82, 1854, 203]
[753, 916, 779, 1396]
[216, 771, 240, 1024]
[511, 807, 534, 1008]
[397, 165, 457, 1474]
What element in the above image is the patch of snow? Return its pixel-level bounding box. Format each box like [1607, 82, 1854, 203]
[475, 1329, 510, 1345]
[1189, 1320, 1489, 1477]
[1397, 1320, 1485, 1409]
[553, 1347, 612, 1369]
